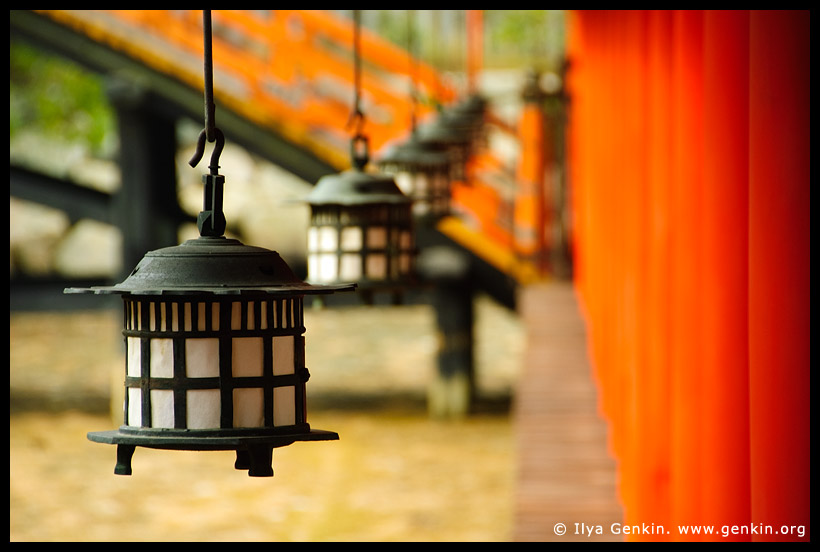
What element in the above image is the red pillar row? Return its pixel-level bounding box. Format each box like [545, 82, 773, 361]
[566, 9, 809, 542]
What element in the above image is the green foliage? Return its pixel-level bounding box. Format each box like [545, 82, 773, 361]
[9, 41, 115, 154]
[484, 10, 565, 70]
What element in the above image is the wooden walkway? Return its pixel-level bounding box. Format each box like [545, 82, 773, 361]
[512, 282, 624, 542]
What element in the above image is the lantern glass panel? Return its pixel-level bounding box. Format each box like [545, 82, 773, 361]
[149, 339, 174, 377]
[127, 337, 141, 377]
[366, 254, 387, 279]
[340, 254, 362, 280]
[187, 389, 221, 429]
[151, 390, 175, 428]
[233, 388, 264, 428]
[273, 387, 296, 426]
[232, 337, 264, 377]
[340, 227, 363, 250]
[186, 338, 219, 377]
[366, 227, 387, 249]
[272, 336, 295, 376]
[127, 388, 141, 427]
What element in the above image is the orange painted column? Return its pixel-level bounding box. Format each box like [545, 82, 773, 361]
[617, 9, 649, 537]
[634, 10, 673, 539]
[514, 74, 548, 275]
[748, 10, 810, 542]
[668, 9, 704, 540]
[700, 10, 751, 538]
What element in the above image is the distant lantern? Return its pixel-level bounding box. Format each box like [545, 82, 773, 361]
[305, 10, 416, 301]
[415, 113, 473, 185]
[306, 136, 415, 298]
[444, 93, 487, 152]
[65, 10, 355, 477]
[377, 132, 452, 220]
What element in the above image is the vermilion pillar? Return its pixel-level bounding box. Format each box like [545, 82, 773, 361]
[668, 9, 704, 540]
[748, 10, 810, 542]
[514, 73, 548, 274]
[700, 10, 751, 538]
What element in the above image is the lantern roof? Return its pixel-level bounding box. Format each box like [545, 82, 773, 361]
[378, 133, 451, 168]
[305, 167, 411, 206]
[66, 236, 355, 296]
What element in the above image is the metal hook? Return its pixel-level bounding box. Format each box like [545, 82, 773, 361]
[188, 127, 225, 175]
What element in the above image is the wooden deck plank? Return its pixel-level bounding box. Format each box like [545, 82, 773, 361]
[512, 282, 624, 542]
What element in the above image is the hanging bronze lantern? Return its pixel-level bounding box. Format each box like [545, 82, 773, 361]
[304, 10, 416, 301]
[65, 11, 355, 477]
[377, 132, 452, 220]
[306, 136, 415, 296]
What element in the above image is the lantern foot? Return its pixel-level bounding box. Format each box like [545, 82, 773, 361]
[240, 445, 274, 477]
[114, 444, 136, 476]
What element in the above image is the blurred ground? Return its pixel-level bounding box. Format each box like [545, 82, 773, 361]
[10, 295, 524, 542]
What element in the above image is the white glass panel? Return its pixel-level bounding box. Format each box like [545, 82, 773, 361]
[197, 302, 207, 331]
[272, 336, 295, 376]
[187, 389, 221, 429]
[259, 301, 268, 330]
[367, 227, 387, 249]
[340, 253, 362, 280]
[247, 301, 255, 330]
[127, 337, 141, 377]
[150, 338, 174, 378]
[366, 254, 387, 279]
[232, 337, 263, 377]
[149, 302, 157, 331]
[307, 226, 319, 251]
[212, 302, 220, 331]
[308, 254, 319, 281]
[400, 231, 412, 249]
[171, 302, 179, 332]
[340, 226, 363, 251]
[231, 301, 242, 330]
[150, 389, 174, 428]
[127, 387, 141, 427]
[273, 387, 296, 426]
[319, 226, 338, 251]
[233, 388, 264, 428]
[319, 253, 338, 282]
[415, 173, 429, 194]
[184, 302, 192, 331]
[186, 338, 220, 377]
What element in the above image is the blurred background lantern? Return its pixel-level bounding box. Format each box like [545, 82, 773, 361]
[305, 10, 416, 303]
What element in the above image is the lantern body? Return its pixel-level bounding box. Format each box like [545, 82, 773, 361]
[67, 236, 354, 476]
[122, 295, 307, 433]
[305, 168, 415, 293]
[308, 203, 413, 285]
[378, 138, 452, 219]
[416, 117, 472, 184]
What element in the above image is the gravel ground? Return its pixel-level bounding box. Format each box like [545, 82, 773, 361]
[10, 296, 524, 542]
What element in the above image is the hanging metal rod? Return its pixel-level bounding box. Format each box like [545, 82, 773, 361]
[188, 9, 223, 175]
